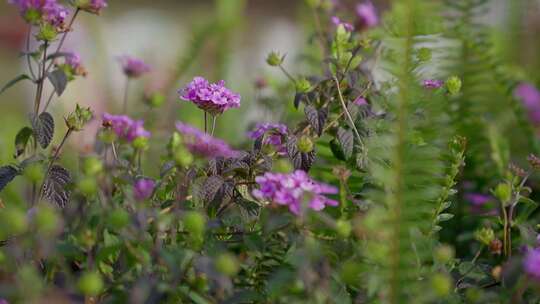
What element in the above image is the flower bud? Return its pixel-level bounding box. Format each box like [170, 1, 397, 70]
[66, 104, 93, 131]
[474, 227, 495, 246]
[335, 219, 352, 238]
[183, 211, 206, 236]
[494, 183, 511, 206]
[107, 209, 130, 230]
[446, 76, 462, 96]
[83, 157, 103, 176]
[431, 273, 451, 297]
[132, 136, 149, 150]
[215, 253, 240, 276]
[297, 135, 314, 153]
[78, 271, 103, 296]
[24, 9, 41, 24]
[36, 23, 58, 41]
[78, 177, 98, 197]
[266, 51, 284, 67]
[434, 244, 454, 264]
[0, 207, 27, 238]
[23, 163, 43, 183]
[295, 77, 312, 93]
[35, 205, 61, 236]
[174, 148, 194, 167]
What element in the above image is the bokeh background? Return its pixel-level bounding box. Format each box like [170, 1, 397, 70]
[0, 0, 539, 181]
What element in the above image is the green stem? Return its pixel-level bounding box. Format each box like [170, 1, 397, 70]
[122, 78, 130, 114]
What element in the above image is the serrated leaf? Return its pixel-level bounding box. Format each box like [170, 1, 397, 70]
[31, 112, 54, 149]
[47, 69, 68, 96]
[14, 127, 33, 158]
[43, 165, 71, 208]
[304, 105, 328, 136]
[337, 127, 354, 159]
[0, 74, 33, 95]
[436, 213, 454, 222]
[0, 166, 19, 192]
[287, 137, 316, 172]
[201, 175, 224, 203]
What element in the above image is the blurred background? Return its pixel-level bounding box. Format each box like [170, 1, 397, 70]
[0, 0, 539, 173]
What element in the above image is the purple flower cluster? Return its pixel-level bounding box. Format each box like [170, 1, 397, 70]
[179, 77, 241, 115]
[525, 248, 540, 280]
[133, 178, 155, 201]
[102, 113, 151, 142]
[514, 82, 540, 126]
[253, 170, 339, 215]
[77, 0, 107, 14]
[356, 1, 378, 30]
[354, 96, 368, 106]
[247, 123, 288, 155]
[331, 16, 354, 32]
[423, 79, 444, 89]
[9, 0, 68, 27]
[119, 56, 151, 78]
[465, 193, 497, 216]
[175, 122, 238, 158]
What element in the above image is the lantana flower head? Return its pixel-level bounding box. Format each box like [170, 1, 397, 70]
[133, 178, 155, 201]
[356, 1, 378, 30]
[179, 76, 241, 115]
[247, 123, 288, 155]
[102, 113, 150, 142]
[58, 51, 87, 77]
[119, 56, 151, 78]
[423, 79, 444, 89]
[253, 170, 339, 215]
[331, 16, 354, 32]
[75, 0, 107, 14]
[175, 122, 238, 158]
[514, 82, 540, 126]
[9, 0, 68, 28]
[524, 248, 540, 280]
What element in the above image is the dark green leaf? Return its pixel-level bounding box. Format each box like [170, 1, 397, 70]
[287, 136, 316, 172]
[294, 92, 304, 109]
[201, 175, 224, 203]
[43, 165, 71, 208]
[305, 105, 328, 136]
[31, 112, 55, 149]
[0, 74, 32, 95]
[337, 127, 354, 159]
[47, 69, 68, 96]
[14, 127, 33, 158]
[0, 165, 19, 192]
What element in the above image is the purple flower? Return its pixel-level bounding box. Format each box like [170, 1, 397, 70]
[77, 0, 107, 14]
[179, 76, 241, 115]
[175, 122, 239, 158]
[102, 113, 150, 142]
[356, 1, 378, 30]
[331, 16, 354, 32]
[0, 299, 8, 304]
[354, 96, 368, 106]
[247, 123, 288, 155]
[515, 82, 540, 125]
[119, 56, 151, 78]
[465, 193, 497, 216]
[133, 178, 155, 201]
[9, 0, 68, 27]
[525, 248, 540, 280]
[423, 79, 444, 89]
[253, 170, 339, 215]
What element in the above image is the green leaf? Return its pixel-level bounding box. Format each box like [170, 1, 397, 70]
[14, 127, 33, 158]
[31, 112, 55, 149]
[436, 213, 454, 222]
[337, 127, 354, 159]
[304, 105, 328, 136]
[47, 69, 68, 96]
[43, 165, 71, 208]
[0, 165, 20, 192]
[0, 74, 33, 95]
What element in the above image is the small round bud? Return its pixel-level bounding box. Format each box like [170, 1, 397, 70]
[494, 183, 511, 206]
[78, 177, 98, 197]
[266, 51, 284, 67]
[434, 244, 454, 264]
[66, 104, 93, 131]
[335, 219, 352, 238]
[446, 76, 462, 96]
[132, 136, 149, 150]
[107, 209, 130, 230]
[474, 227, 495, 246]
[78, 271, 103, 296]
[297, 135, 314, 153]
[183, 211, 206, 236]
[215, 253, 240, 276]
[0, 207, 27, 238]
[23, 163, 44, 183]
[83, 157, 103, 176]
[431, 273, 451, 297]
[36, 23, 58, 42]
[295, 78, 312, 93]
[174, 147, 194, 167]
[35, 205, 60, 236]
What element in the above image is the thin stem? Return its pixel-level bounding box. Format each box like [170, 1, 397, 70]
[122, 78, 130, 114]
[455, 246, 484, 289]
[204, 112, 208, 133]
[278, 64, 296, 84]
[211, 115, 217, 136]
[332, 75, 364, 150]
[45, 8, 80, 73]
[111, 142, 119, 161]
[42, 90, 56, 113]
[26, 26, 37, 80]
[34, 41, 49, 116]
